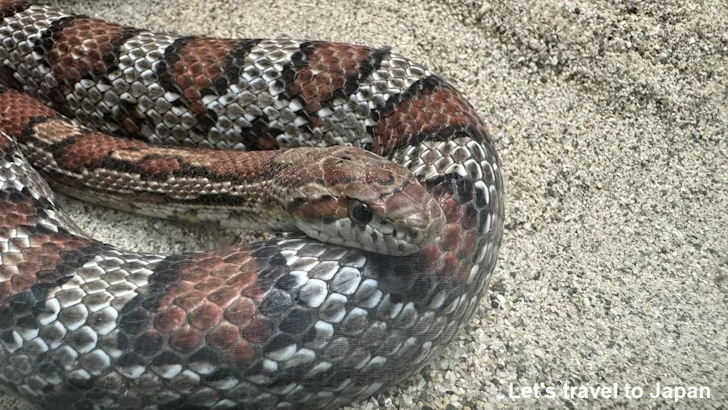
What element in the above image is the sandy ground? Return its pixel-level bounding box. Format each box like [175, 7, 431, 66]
[1, 0, 726, 409]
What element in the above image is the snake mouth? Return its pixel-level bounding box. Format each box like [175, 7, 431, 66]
[295, 216, 440, 256]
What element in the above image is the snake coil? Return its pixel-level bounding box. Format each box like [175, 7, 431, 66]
[0, 2, 504, 409]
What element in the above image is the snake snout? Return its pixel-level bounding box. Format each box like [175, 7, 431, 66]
[377, 182, 445, 255]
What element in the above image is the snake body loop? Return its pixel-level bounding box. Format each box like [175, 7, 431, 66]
[0, 2, 504, 409]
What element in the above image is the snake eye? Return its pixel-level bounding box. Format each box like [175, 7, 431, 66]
[347, 199, 373, 225]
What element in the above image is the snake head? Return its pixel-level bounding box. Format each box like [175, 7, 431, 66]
[281, 147, 445, 256]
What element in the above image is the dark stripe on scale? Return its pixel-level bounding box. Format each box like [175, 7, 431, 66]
[155, 36, 196, 96]
[380, 75, 451, 116]
[224, 39, 286, 150]
[286, 42, 390, 110]
[0, 1, 32, 88]
[374, 75, 488, 149]
[406, 122, 484, 147]
[104, 27, 143, 74]
[32, 15, 83, 117]
[282, 42, 390, 149]
[156, 38, 262, 138]
[0, 0, 32, 18]
[220, 39, 260, 94]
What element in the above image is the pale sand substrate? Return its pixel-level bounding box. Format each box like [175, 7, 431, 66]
[1, 1, 726, 409]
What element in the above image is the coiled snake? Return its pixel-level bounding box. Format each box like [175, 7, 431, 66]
[0, 1, 504, 409]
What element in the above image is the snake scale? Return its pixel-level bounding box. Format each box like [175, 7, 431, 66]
[0, 1, 504, 409]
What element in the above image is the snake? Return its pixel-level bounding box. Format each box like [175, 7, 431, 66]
[0, 1, 504, 409]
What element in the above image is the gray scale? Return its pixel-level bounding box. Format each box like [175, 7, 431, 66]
[339, 307, 368, 336]
[0, 6, 73, 103]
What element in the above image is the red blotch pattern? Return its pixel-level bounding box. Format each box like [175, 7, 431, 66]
[374, 85, 486, 155]
[289, 42, 375, 112]
[171, 38, 240, 115]
[0, 89, 57, 137]
[48, 17, 130, 82]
